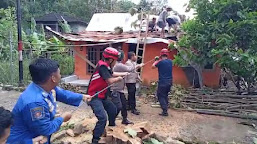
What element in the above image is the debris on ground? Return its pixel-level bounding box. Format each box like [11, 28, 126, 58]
[99, 122, 151, 144]
[1, 84, 25, 92]
[52, 130, 67, 141]
[176, 89, 257, 120]
[97, 121, 187, 144]
[145, 83, 257, 120]
[59, 83, 81, 93]
[238, 121, 257, 129]
[66, 129, 75, 137]
[73, 123, 87, 136]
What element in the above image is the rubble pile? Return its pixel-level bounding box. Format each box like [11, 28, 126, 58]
[59, 83, 81, 93]
[52, 118, 186, 144]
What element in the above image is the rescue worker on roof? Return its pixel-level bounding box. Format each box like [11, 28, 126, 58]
[148, 17, 157, 32]
[152, 49, 173, 116]
[166, 15, 181, 33]
[87, 47, 129, 144]
[0, 107, 47, 144]
[111, 50, 144, 125]
[157, 6, 172, 38]
[7, 58, 91, 144]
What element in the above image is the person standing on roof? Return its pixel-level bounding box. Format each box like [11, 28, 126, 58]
[166, 14, 181, 33]
[111, 50, 144, 125]
[157, 6, 172, 38]
[87, 47, 129, 144]
[125, 52, 143, 115]
[152, 49, 173, 116]
[7, 58, 91, 144]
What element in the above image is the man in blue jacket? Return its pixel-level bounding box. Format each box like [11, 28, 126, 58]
[152, 49, 173, 116]
[7, 58, 91, 144]
[0, 107, 47, 144]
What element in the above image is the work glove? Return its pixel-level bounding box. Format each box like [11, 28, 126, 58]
[155, 56, 159, 61]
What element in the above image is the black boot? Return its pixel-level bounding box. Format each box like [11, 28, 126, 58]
[127, 106, 131, 111]
[159, 110, 168, 116]
[122, 119, 134, 125]
[92, 139, 99, 144]
[131, 109, 140, 115]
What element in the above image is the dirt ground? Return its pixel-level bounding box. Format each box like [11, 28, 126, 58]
[1, 90, 256, 144]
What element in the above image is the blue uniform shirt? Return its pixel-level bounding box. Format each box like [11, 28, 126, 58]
[7, 83, 83, 144]
[156, 59, 173, 86]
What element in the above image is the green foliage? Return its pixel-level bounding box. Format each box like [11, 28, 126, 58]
[253, 137, 257, 144]
[112, 0, 136, 13]
[169, 85, 188, 108]
[114, 26, 124, 34]
[124, 128, 137, 138]
[175, 0, 257, 91]
[147, 81, 158, 96]
[59, 17, 71, 33]
[51, 53, 74, 76]
[0, 7, 17, 59]
[129, 8, 137, 16]
[48, 36, 66, 52]
[143, 138, 164, 144]
[0, 59, 31, 85]
[59, 123, 75, 132]
[0, 7, 75, 85]
[1, 0, 138, 24]
[30, 17, 36, 33]
[138, 0, 152, 12]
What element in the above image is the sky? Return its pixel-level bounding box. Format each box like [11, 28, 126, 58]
[128, 0, 195, 18]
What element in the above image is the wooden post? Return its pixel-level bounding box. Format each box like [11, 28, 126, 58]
[16, 0, 23, 85]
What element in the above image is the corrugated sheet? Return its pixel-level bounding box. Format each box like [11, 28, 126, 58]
[46, 26, 169, 44]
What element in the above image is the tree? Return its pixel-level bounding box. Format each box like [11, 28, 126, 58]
[137, 0, 168, 14]
[0, 7, 17, 59]
[171, 0, 257, 91]
[112, 0, 136, 13]
[1, 0, 138, 25]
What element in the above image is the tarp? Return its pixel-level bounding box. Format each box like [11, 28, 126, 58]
[86, 13, 159, 32]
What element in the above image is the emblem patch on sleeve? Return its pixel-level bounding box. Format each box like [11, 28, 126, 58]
[30, 107, 45, 121]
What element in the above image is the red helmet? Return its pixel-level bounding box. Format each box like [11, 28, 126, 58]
[160, 48, 169, 56]
[103, 47, 119, 60]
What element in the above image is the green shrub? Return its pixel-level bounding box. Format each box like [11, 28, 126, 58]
[0, 58, 31, 85]
[51, 53, 74, 76]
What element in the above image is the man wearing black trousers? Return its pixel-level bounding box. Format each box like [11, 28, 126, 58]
[111, 50, 143, 124]
[152, 48, 173, 116]
[125, 52, 143, 115]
